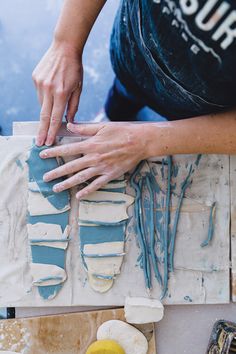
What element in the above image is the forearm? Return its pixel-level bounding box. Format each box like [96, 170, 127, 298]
[147, 110, 236, 156]
[53, 0, 106, 53]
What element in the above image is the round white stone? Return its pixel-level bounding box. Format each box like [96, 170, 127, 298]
[97, 320, 148, 354]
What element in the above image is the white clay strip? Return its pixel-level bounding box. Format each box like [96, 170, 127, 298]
[29, 240, 69, 250]
[81, 191, 134, 204]
[63, 225, 71, 238]
[83, 242, 124, 276]
[84, 242, 124, 255]
[114, 175, 125, 181]
[28, 190, 70, 216]
[78, 221, 100, 227]
[79, 202, 131, 223]
[85, 258, 123, 276]
[100, 180, 127, 189]
[27, 223, 63, 239]
[30, 263, 67, 286]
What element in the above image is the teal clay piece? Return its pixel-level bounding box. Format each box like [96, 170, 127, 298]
[27, 144, 69, 210]
[26, 143, 70, 300]
[78, 181, 130, 283]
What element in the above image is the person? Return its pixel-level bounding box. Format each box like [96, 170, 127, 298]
[33, 0, 236, 200]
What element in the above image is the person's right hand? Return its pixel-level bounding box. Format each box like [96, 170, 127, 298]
[32, 41, 83, 146]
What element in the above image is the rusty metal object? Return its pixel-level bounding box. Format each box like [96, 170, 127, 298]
[207, 320, 236, 354]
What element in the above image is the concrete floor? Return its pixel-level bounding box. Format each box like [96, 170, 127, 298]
[1, 1, 236, 353]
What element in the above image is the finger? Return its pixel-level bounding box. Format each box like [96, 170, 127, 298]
[43, 155, 95, 181]
[36, 94, 53, 146]
[53, 167, 99, 193]
[76, 175, 110, 199]
[45, 93, 68, 146]
[37, 88, 44, 105]
[67, 122, 104, 136]
[66, 88, 81, 123]
[40, 141, 87, 158]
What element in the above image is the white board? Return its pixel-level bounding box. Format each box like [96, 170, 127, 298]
[0, 125, 230, 306]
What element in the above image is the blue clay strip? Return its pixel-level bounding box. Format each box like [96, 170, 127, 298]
[146, 175, 163, 286]
[80, 225, 125, 247]
[28, 213, 68, 231]
[35, 276, 64, 284]
[81, 200, 126, 204]
[100, 187, 126, 193]
[26, 144, 69, 210]
[161, 156, 172, 300]
[30, 239, 70, 243]
[79, 220, 127, 226]
[93, 274, 114, 280]
[139, 178, 151, 289]
[169, 175, 192, 272]
[201, 202, 216, 247]
[82, 252, 125, 258]
[195, 154, 202, 166]
[130, 161, 151, 289]
[31, 245, 65, 269]
[148, 172, 163, 244]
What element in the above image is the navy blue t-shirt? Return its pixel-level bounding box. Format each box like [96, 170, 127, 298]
[110, 0, 236, 119]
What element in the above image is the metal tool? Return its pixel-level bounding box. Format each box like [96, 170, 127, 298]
[207, 320, 236, 353]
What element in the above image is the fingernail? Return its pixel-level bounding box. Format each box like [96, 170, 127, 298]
[45, 140, 53, 146]
[43, 173, 50, 182]
[53, 184, 62, 193]
[39, 151, 47, 158]
[36, 137, 43, 146]
[45, 135, 53, 146]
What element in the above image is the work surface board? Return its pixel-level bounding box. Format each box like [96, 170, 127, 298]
[0, 131, 230, 306]
[0, 308, 156, 354]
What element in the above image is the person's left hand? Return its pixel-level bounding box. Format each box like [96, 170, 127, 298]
[40, 122, 153, 199]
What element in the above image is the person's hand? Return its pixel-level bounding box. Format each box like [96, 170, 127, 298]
[39, 122, 154, 199]
[32, 41, 83, 146]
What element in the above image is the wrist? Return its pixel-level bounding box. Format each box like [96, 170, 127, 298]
[143, 122, 172, 158]
[52, 35, 83, 58]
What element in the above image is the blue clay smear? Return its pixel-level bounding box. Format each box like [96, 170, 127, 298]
[38, 284, 63, 300]
[15, 158, 24, 170]
[26, 144, 69, 210]
[201, 202, 216, 247]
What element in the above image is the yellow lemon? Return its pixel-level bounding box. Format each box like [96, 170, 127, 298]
[86, 339, 125, 354]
